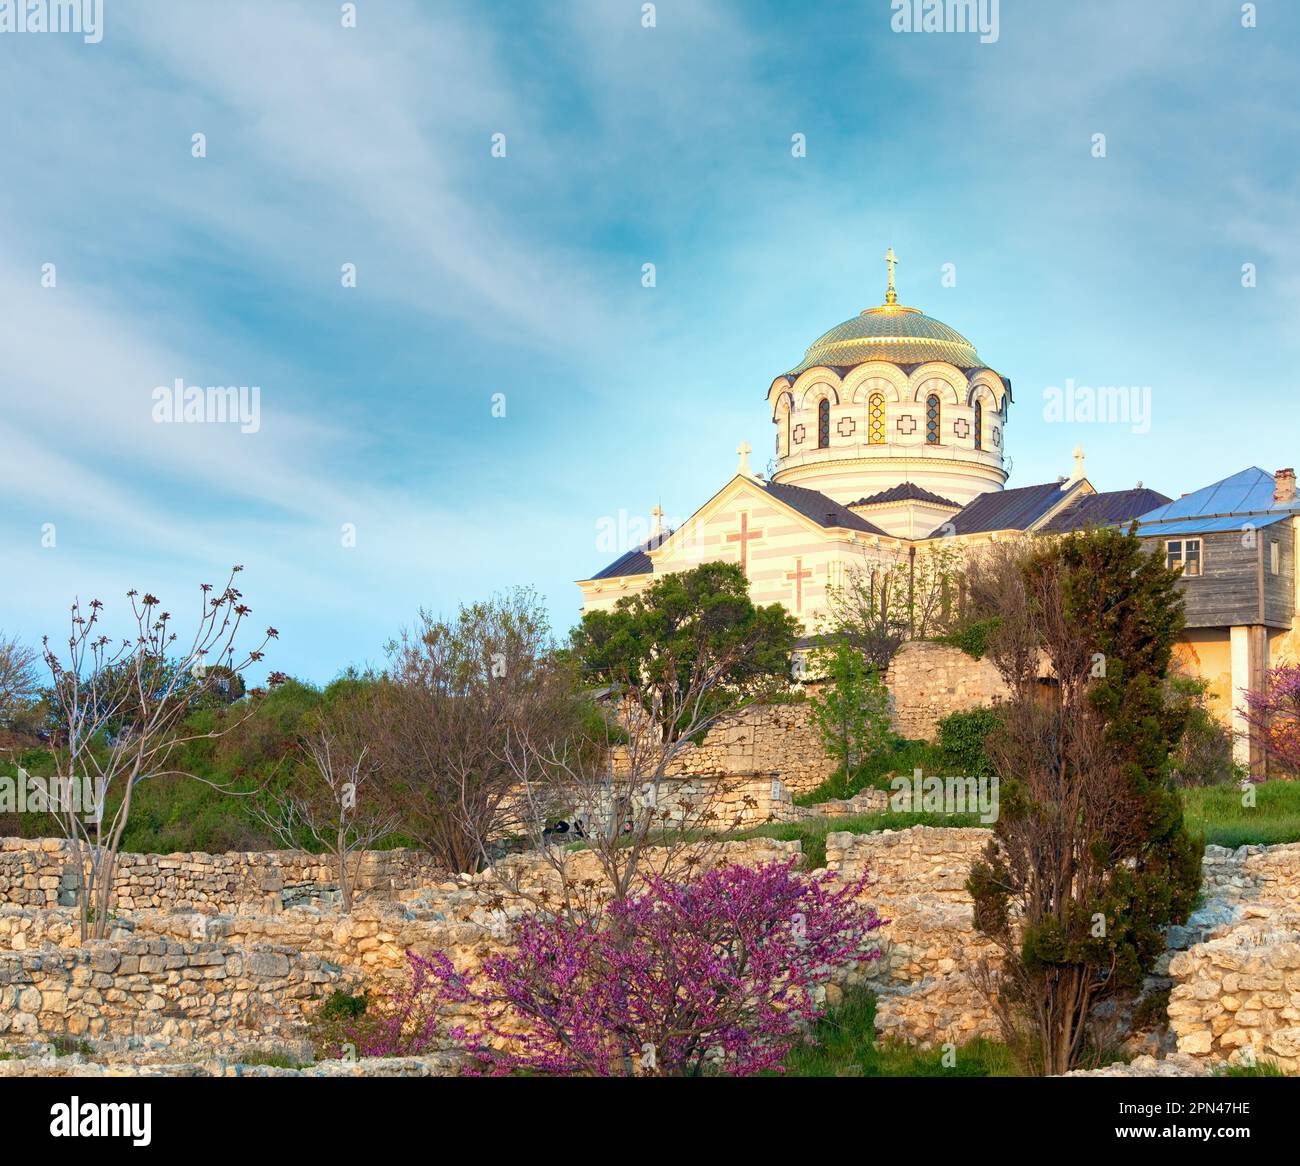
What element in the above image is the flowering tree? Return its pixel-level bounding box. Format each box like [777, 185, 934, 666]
[1240, 663, 1300, 777]
[328, 861, 884, 1076]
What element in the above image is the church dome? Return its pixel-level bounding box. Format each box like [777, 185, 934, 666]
[789, 304, 986, 374]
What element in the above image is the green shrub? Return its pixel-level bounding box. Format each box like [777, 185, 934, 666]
[774, 986, 1018, 1078]
[1167, 677, 1242, 787]
[237, 1048, 308, 1070]
[935, 618, 1001, 660]
[936, 707, 1001, 779]
[319, 990, 369, 1020]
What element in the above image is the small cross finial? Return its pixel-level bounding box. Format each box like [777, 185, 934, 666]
[884, 247, 899, 305]
[736, 440, 753, 476]
[650, 504, 664, 536]
[1072, 446, 1086, 481]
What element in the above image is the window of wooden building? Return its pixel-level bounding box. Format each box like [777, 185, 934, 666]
[1166, 538, 1202, 577]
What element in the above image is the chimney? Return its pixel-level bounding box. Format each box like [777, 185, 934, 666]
[1275, 467, 1297, 505]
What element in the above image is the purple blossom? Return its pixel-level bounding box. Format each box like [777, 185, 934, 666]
[335, 861, 885, 1077]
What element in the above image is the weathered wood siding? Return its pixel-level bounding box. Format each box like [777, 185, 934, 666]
[1262, 522, 1296, 629]
[1140, 531, 1278, 629]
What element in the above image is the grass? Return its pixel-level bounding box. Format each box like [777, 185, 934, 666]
[1180, 781, 1300, 848]
[776, 987, 1018, 1077]
[237, 1049, 310, 1070]
[1214, 1060, 1293, 1077]
[796, 739, 948, 804]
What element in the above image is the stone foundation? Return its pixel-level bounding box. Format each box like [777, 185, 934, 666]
[0, 935, 350, 1045]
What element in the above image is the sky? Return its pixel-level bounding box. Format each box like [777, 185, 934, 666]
[1, 0, 1297, 684]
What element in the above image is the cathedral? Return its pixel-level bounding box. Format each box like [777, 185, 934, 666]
[577, 251, 1163, 632]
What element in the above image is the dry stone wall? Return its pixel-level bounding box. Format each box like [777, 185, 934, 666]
[0, 837, 443, 914]
[885, 641, 1009, 741]
[0, 934, 350, 1046]
[0, 838, 801, 1057]
[826, 826, 1001, 1047]
[6, 826, 1300, 1075]
[1166, 842, 1300, 1072]
[649, 702, 836, 796]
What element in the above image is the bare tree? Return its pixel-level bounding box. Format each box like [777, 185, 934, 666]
[42, 568, 276, 940]
[823, 540, 964, 670]
[0, 632, 41, 729]
[254, 722, 397, 913]
[367, 589, 578, 874]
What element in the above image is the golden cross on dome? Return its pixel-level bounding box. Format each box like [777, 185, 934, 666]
[884, 247, 899, 305]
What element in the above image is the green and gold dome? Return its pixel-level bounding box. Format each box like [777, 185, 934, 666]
[789, 304, 985, 374]
[787, 248, 987, 374]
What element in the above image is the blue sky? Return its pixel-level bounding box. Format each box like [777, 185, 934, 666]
[1, 0, 1297, 684]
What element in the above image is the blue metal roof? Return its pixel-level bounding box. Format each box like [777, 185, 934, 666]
[1135, 513, 1292, 538]
[1136, 468, 1296, 524]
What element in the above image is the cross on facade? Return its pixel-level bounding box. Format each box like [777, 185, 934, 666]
[785, 557, 813, 612]
[726, 511, 762, 575]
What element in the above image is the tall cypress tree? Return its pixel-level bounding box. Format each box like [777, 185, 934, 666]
[967, 526, 1201, 1074]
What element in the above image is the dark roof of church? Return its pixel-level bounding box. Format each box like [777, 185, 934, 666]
[938, 481, 1074, 536]
[849, 482, 959, 509]
[586, 481, 887, 580]
[1038, 488, 1173, 535]
[761, 480, 889, 534]
[589, 546, 654, 579]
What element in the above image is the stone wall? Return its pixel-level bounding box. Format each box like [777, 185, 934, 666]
[653, 702, 836, 796]
[0, 837, 443, 914]
[9, 826, 1300, 1074]
[0, 837, 801, 1054]
[826, 826, 1001, 1047]
[1166, 842, 1300, 1071]
[0, 1050, 463, 1077]
[885, 641, 1009, 741]
[0, 935, 350, 1045]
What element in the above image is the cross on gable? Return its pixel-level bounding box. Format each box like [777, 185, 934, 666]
[726, 511, 763, 575]
[785, 557, 813, 612]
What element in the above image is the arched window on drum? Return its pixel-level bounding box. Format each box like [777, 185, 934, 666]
[868, 393, 885, 445]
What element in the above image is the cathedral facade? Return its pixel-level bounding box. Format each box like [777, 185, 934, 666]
[577, 254, 1160, 635]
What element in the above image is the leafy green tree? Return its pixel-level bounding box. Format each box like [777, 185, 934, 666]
[807, 639, 891, 778]
[570, 561, 799, 743]
[967, 527, 1201, 1075]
